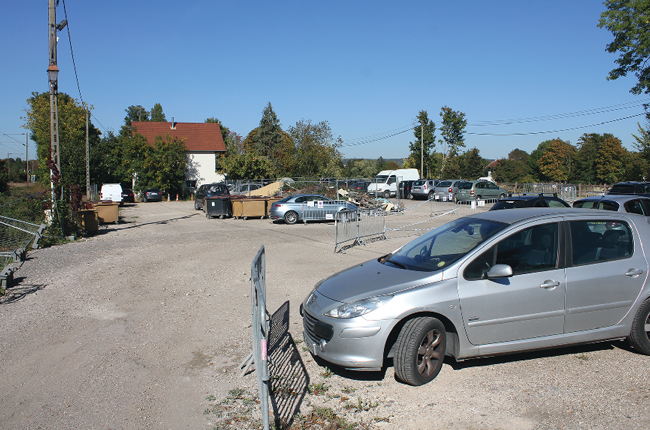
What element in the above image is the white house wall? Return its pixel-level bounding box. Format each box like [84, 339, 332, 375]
[187, 152, 225, 185]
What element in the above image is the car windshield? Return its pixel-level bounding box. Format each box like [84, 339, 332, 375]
[382, 218, 508, 272]
[375, 175, 389, 183]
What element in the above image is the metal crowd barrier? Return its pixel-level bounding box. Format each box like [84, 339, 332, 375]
[0, 215, 46, 289]
[334, 208, 386, 252]
[239, 245, 270, 430]
[519, 183, 578, 203]
[298, 200, 354, 223]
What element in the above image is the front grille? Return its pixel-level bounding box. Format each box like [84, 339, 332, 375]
[303, 311, 333, 342]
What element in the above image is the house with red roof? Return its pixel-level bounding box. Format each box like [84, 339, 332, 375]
[132, 121, 227, 187]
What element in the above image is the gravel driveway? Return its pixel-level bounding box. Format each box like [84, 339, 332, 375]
[1, 200, 649, 429]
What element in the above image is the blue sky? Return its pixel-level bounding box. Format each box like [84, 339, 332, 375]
[2, 1, 647, 164]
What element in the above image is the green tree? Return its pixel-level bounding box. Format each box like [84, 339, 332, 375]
[407, 110, 436, 177]
[149, 135, 188, 194]
[218, 151, 275, 180]
[492, 149, 532, 183]
[255, 102, 286, 173]
[599, 1, 650, 95]
[289, 119, 343, 178]
[459, 148, 487, 179]
[150, 103, 166, 122]
[632, 120, 650, 163]
[24, 92, 101, 191]
[344, 159, 379, 178]
[529, 140, 555, 181]
[121, 105, 149, 137]
[438, 106, 467, 176]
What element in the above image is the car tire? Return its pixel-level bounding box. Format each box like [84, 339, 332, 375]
[498, 193, 506, 200]
[476, 195, 482, 200]
[384, 190, 391, 199]
[394, 316, 446, 386]
[143, 197, 148, 203]
[428, 191, 435, 200]
[284, 211, 299, 225]
[408, 193, 414, 200]
[194, 200, 199, 210]
[628, 299, 650, 355]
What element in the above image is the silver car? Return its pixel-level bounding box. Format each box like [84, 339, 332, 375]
[410, 179, 438, 200]
[456, 180, 508, 202]
[573, 194, 650, 215]
[269, 194, 358, 224]
[433, 179, 464, 202]
[301, 208, 650, 385]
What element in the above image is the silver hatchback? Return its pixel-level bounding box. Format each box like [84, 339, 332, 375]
[433, 179, 464, 202]
[301, 208, 650, 385]
[409, 179, 438, 200]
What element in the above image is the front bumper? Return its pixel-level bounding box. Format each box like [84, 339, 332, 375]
[301, 306, 390, 370]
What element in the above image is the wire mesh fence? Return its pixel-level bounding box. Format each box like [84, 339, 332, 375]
[0, 215, 46, 288]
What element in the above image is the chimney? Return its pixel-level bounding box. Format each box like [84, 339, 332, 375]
[171, 117, 176, 129]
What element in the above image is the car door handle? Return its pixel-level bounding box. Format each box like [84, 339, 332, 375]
[540, 280, 560, 290]
[625, 268, 643, 277]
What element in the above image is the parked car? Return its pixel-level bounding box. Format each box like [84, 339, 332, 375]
[142, 188, 163, 202]
[398, 180, 416, 199]
[573, 194, 650, 215]
[607, 181, 650, 197]
[121, 188, 135, 204]
[100, 183, 123, 204]
[194, 183, 229, 210]
[269, 194, 358, 224]
[410, 179, 438, 200]
[490, 193, 571, 210]
[456, 180, 508, 202]
[433, 179, 464, 202]
[301, 207, 650, 386]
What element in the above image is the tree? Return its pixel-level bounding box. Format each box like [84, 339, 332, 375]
[599, 1, 650, 95]
[218, 151, 275, 180]
[407, 110, 436, 177]
[288, 119, 343, 178]
[24, 92, 101, 190]
[632, 120, 650, 163]
[150, 103, 166, 122]
[121, 105, 149, 137]
[149, 135, 188, 195]
[492, 149, 533, 183]
[595, 134, 627, 184]
[537, 139, 576, 182]
[438, 106, 467, 176]
[255, 102, 286, 173]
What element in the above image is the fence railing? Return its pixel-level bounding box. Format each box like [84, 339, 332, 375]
[239, 245, 270, 430]
[0, 215, 46, 289]
[334, 208, 386, 252]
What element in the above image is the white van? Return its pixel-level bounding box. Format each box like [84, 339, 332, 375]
[367, 168, 420, 198]
[100, 183, 123, 204]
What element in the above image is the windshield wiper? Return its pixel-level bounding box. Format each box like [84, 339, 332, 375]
[385, 258, 407, 269]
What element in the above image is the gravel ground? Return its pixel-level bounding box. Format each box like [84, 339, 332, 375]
[1, 199, 649, 429]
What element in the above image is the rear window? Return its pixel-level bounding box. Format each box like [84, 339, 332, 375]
[609, 185, 636, 194]
[413, 180, 426, 186]
[438, 181, 452, 187]
[459, 182, 473, 190]
[491, 200, 531, 210]
[574, 200, 620, 211]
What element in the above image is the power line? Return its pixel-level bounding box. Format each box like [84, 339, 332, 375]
[61, 0, 84, 107]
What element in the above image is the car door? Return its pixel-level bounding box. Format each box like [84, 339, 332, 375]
[564, 218, 648, 332]
[459, 220, 566, 345]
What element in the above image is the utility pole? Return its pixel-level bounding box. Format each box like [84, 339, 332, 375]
[85, 105, 90, 199]
[420, 124, 424, 179]
[48, 0, 66, 194]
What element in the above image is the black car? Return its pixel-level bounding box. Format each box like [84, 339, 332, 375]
[194, 183, 229, 210]
[607, 181, 650, 197]
[490, 193, 571, 210]
[121, 188, 135, 204]
[142, 188, 163, 202]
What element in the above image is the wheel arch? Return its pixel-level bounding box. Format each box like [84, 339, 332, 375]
[383, 311, 461, 363]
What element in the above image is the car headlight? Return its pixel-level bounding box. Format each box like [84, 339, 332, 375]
[323, 296, 393, 319]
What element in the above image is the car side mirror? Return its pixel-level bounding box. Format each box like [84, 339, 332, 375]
[484, 264, 513, 279]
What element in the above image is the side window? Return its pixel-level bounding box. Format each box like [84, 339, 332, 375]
[464, 223, 559, 280]
[548, 200, 566, 208]
[388, 176, 396, 185]
[534, 200, 547, 207]
[641, 200, 650, 215]
[295, 197, 307, 203]
[571, 220, 633, 265]
[624, 199, 644, 215]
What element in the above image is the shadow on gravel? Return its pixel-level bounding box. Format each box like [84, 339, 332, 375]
[97, 213, 199, 234]
[267, 301, 310, 429]
[446, 340, 624, 372]
[0, 278, 46, 304]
